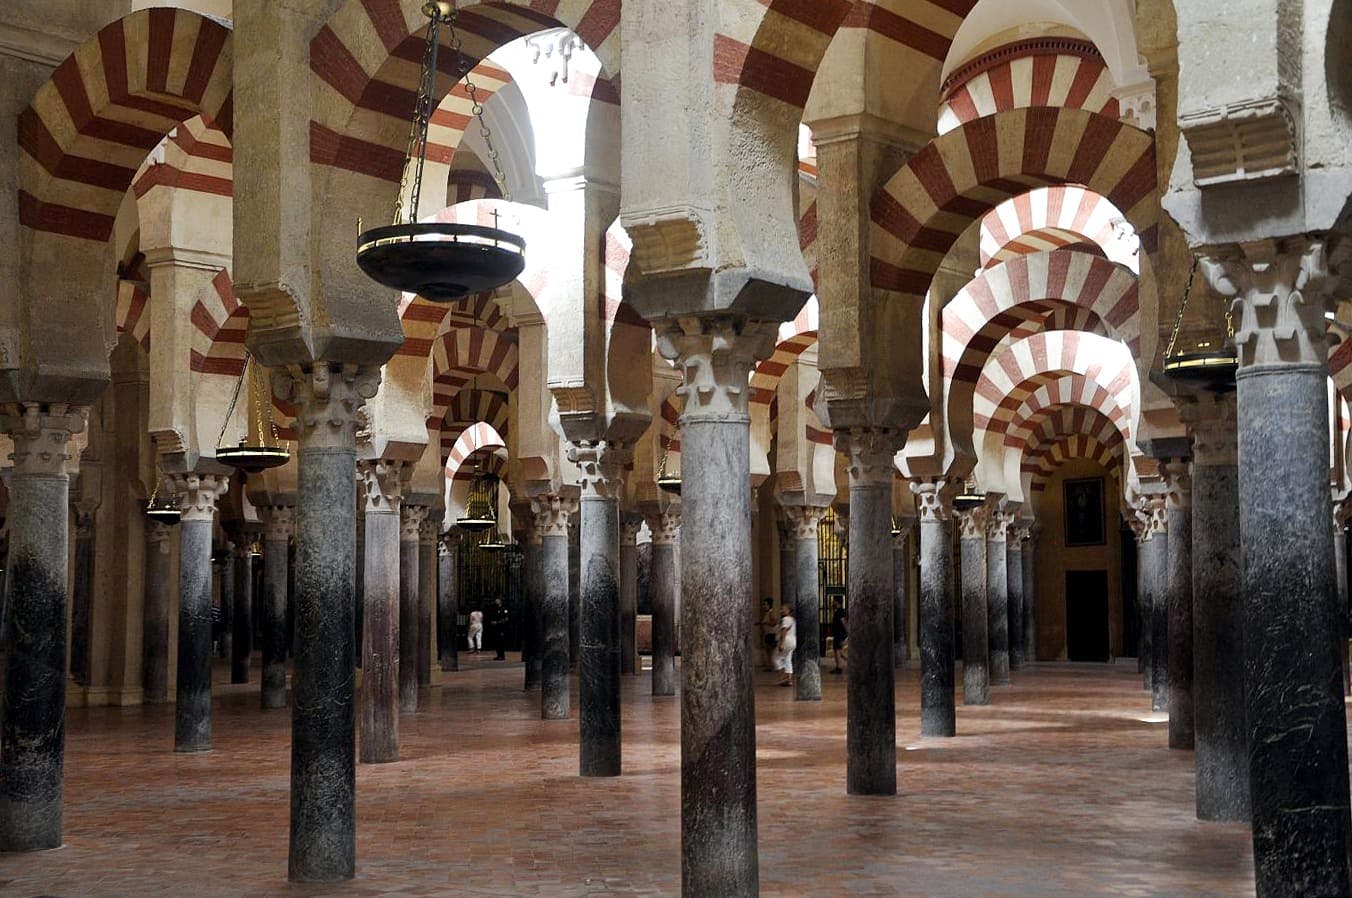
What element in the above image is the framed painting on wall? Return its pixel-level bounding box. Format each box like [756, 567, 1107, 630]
[1064, 477, 1106, 547]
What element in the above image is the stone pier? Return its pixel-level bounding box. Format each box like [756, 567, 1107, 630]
[913, 479, 956, 737]
[358, 462, 403, 763]
[173, 471, 229, 753]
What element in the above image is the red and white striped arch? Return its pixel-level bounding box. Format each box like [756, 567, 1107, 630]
[942, 249, 1140, 387]
[439, 388, 511, 463]
[310, 0, 618, 185]
[938, 38, 1119, 135]
[1024, 433, 1124, 493]
[191, 269, 244, 375]
[115, 280, 151, 350]
[979, 186, 1136, 270]
[18, 8, 233, 242]
[428, 326, 520, 426]
[799, 198, 819, 290]
[446, 167, 504, 205]
[870, 107, 1157, 307]
[132, 114, 232, 202]
[445, 421, 508, 480]
[751, 298, 818, 411]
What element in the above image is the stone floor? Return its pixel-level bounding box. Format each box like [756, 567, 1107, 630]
[0, 658, 1256, 897]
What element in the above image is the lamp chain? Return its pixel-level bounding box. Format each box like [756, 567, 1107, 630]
[216, 351, 251, 451]
[1164, 258, 1199, 360]
[393, 5, 445, 225]
[443, 6, 513, 202]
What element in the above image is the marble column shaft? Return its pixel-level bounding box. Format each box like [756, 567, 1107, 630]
[398, 504, 425, 714]
[261, 507, 294, 710]
[913, 480, 956, 737]
[218, 543, 234, 662]
[142, 521, 174, 704]
[232, 542, 254, 685]
[69, 508, 95, 686]
[620, 516, 640, 677]
[645, 510, 680, 698]
[418, 517, 437, 689]
[438, 534, 459, 672]
[174, 473, 228, 753]
[783, 506, 824, 702]
[1163, 462, 1195, 750]
[282, 364, 377, 883]
[893, 526, 910, 667]
[0, 405, 85, 852]
[985, 507, 1010, 685]
[959, 508, 989, 706]
[1147, 504, 1169, 714]
[523, 532, 542, 690]
[1006, 535, 1024, 670]
[359, 463, 402, 764]
[1021, 527, 1037, 663]
[538, 496, 576, 720]
[838, 430, 898, 796]
[1185, 395, 1249, 821]
[574, 443, 627, 777]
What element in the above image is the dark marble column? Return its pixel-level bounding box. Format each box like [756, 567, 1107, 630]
[985, 502, 1011, 686]
[1134, 521, 1153, 693]
[1335, 503, 1350, 692]
[438, 532, 459, 671]
[1005, 517, 1024, 671]
[644, 508, 680, 697]
[358, 462, 402, 763]
[568, 520, 580, 668]
[173, 472, 228, 753]
[1182, 393, 1248, 821]
[278, 363, 378, 882]
[783, 505, 824, 701]
[912, 479, 956, 737]
[0, 405, 86, 852]
[417, 515, 437, 689]
[1145, 497, 1169, 714]
[620, 514, 641, 677]
[68, 503, 96, 686]
[231, 538, 255, 685]
[142, 520, 174, 704]
[893, 521, 911, 667]
[572, 443, 628, 777]
[261, 506, 294, 710]
[1021, 522, 1038, 663]
[1162, 460, 1194, 750]
[523, 525, 542, 690]
[218, 541, 234, 662]
[837, 430, 899, 796]
[537, 495, 577, 720]
[399, 504, 425, 714]
[658, 317, 776, 897]
[958, 506, 989, 706]
[1206, 242, 1351, 894]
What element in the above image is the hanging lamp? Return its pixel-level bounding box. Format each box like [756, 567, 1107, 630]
[952, 480, 987, 513]
[216, 352, 291, 473]
[457, 465, 499, 532]
[890, 515, 903, 538]
[479, 531, 507, 553]
[355, 1, 525, 302]
[656, 442, 682, 496]
[145, 470, 181, 526]
[1162, 258, 1238, 392]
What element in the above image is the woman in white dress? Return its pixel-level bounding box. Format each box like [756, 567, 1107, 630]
[468, 608, 484, 654]
[774, 607, 797, 686]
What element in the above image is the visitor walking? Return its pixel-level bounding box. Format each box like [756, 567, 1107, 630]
[467, 607, 484, 654]
[775, 606, 797, 687]
[759, 597, 778, 670]
[831, 597, 848, 674]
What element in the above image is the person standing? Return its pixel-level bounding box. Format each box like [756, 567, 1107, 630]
[490, 597, 510, 661]
[467, 607, 484, 655]
[775, 606, 797, 687]
[831, 596, 848, 674]
[759, 597, 778, 671]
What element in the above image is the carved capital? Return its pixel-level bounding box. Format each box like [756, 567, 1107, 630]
[358, 460, 407, 515]
[957, 506, 988, 541]
[401, 504, 429, 542]
[911, 477, 956, 523]
[1, 403, 88, 476]
[171, 472, 229, 523]
[533, 493, 578, 538]
[72, 508, 96, 537]
[1180, 392, 1237, 466]
[643, 509, 681, 545]
[261, 505, 296, 543]
[1161, 460, 1193, 511]
[440, 529, 463, 556]
[656, 315, 778, 422]
[836, 427, 902, 488]
[1200, 238, 1337, 368]
[986, 506, 1011, 543]
[273, 362, 381, 450]
[620, 513, 643, 544]
[419, 514, 441, 544]
[147, 520, 174, 552]
[569, 440, 633, 500]
[781, 504, 825, 541]
[1142, 495, 1169, 538]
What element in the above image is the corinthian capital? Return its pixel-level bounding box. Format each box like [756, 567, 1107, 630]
[533, 493, 579, 537]
[400, 504, 428, 542]
[781, 504, 825, 541]
[171, 472, 229, 523]
[569, 440, 633, 500]
[1179, 392, 1237, 466]
[835, 427, 902, 488]
[261, 505, 296, 543]
[358, 460, 407, 515]
[957, 505, 988, 541]
[273, 362, 381, 450]
[643, 508, 681, 545]
[656, 315, 778, 422]
[910, 477, 956, 523]
[1200, 238, 1338, 368]
[1, 402, 88, 476]
[1161, 459, 1193, 510]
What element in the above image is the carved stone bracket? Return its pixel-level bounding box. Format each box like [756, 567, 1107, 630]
[1180, 96, 1297, 187]
[1, 402, 88, 476]
[171, 472, 229, 523]
[656, 315, 778, 423]
[273, 362, 381, 450]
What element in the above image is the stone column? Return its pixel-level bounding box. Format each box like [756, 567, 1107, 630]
[1132, 518, 1152, 691]
[537, 494, 577, 719]
[522, 522, 542, 689]
[657, 317, 776, 896]
[1182, 393, 1248, 821]
[260, 506, 294, 710]
[68, 502, 97, 686]
[398, 503, 425, 714]
[142, 520, 174, 704]
[985, 503, 1011, 686]
[1205, 241, 1351, 893]
[1162, 460, 1194, 750]
[644, 508, 680, 697]
[276, 363, 379, 882]
[1335, 499, 1351, 692]
[835, 429, 899, 796]
[0, 404, 86, 851]
[418, 515, 438, 689]
[1021, 523, 1038, 663]
[783, 505, 824, 701]
[231, 537, 255, 685]
[172, 472, 229, 753]
[912, 479, 956, 737]
[568, 519, 580, 668]
[438, 531, 460, 672]
[1005, 517, 1024, 671]
[893, 521, 911, 667]
[571, 443, 629, 777]
[358, 461, 402, 763]
[1144, 497, 1169, 713]
[620, 514, 642, 677]
[958, 505, 989, 706]
[218, 541, 235, 662]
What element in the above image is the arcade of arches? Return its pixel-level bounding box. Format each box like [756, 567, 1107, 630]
[0, 1, 1350, 896]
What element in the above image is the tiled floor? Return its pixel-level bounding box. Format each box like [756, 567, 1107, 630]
[1, 659, 1255, 897]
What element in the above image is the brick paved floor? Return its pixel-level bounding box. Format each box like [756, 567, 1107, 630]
[0, 660, 1255, 897]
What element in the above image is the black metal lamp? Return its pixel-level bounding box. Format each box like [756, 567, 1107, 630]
[145, 471, 181, 526]
[952, 480, 987, 513]
[216, 353, 291, 474]
[656, 443, 681, 496]
[355, 1, 525, 303]
[1162, 259, 1238, 392]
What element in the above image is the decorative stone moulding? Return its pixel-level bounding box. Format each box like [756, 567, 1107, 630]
[1180, 97, 1298, 187]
